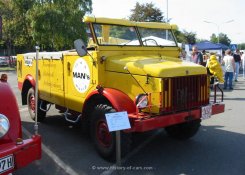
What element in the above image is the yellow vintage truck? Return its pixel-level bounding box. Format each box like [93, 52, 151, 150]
[17, 16, 224, 160]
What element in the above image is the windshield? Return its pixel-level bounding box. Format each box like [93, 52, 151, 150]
[138, 28, 177, 46]
[91, 24, 139, 46]
[88, 23, 177, 47]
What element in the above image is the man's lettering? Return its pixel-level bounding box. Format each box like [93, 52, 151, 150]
[73, 72, 90, 80]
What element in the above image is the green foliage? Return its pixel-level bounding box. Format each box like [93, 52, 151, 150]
[173, 29, 197, 44]
[173, 29, 185, 43]
[30, 0, 92, 51]
[0, 0, 92, 53]
[218, 33, 231, 46]
[182, 30, 197, 45]
[109, 25, 137, 40]
[129, 2, 197, 44]
[210, 33, 231, 46]
[210, 33, 218, 43]
[238, 43, 245, 50]
[129, 2, 165, 22]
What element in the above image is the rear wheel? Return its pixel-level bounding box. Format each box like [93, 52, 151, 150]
[165, 119, 201, 140]
[90, 104, 132, 161]
[27, 88, 46, 122]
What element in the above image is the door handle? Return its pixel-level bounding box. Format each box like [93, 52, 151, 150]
[38, 69, 41, 80]
[67, 62, 71, 76]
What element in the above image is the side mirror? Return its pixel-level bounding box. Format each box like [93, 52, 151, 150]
[74, 39, 87, 57]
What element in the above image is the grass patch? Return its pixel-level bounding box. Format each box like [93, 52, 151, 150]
[0, 66, 16, 71]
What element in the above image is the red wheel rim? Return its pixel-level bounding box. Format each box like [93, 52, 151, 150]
[29, 94, 35, 112]
[96, 120, 112, 147]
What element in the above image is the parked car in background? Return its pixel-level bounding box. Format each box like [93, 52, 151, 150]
[0, 73, 41, 175]
[9, 56, 17, 67]
[0, 57, 8, 67]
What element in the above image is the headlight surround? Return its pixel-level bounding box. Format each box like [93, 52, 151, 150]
[135, 94, 148, 109]
[0, 114, 10, 138]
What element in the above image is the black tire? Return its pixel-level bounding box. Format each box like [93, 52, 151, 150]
[90, 104, 132, 161]
[27, 88, 46, 122]
[165, 119, 201, 140]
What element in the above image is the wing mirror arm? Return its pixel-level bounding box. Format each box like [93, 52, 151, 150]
[74, 39, 96, 65]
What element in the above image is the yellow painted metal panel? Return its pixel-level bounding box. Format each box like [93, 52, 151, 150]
[63, 55, 96, 111]
[83, 16, 177, 29]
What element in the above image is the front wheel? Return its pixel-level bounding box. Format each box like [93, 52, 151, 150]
[165, 119, 201, 140]
[90, 104, 132, 161]
[27, 87, 46, 122]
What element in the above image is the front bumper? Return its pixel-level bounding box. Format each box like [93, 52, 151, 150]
[0, 135, 41, 175]
[127, 103, 225, 132]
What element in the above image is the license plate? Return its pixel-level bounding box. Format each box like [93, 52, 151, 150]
[0, 155, 14, 174]
[201, 105, 212, 120]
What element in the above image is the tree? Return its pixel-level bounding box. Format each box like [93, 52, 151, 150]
[218, 33, 231, 46]
[14, 0, 36, 51]
[173, 29, 185, 43]
[129, 2, 198, 44]
[29, 0, 92, 51]
[182, 30, 197, 44]
[210, 33, 218, 43]
[237, 43, 245, 50]
[210, 33, 231, 46]
[173, 30, 197, 44]
[129, 2, 165, 22]
[0, 0, 36, 54]
[0, 0, 16, 55]
[0, 0, 92, 53]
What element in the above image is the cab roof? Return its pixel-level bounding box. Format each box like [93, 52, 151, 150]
[83, 16, 177, 30]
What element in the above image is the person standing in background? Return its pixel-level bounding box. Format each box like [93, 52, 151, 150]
[241, 52, 245, 79]
[202, 53, 208, 67]
[206, 54, 224, 83]
[233, 49, 241, 81]
[223, 49, 235, 90]
[191, 46, 203, 65]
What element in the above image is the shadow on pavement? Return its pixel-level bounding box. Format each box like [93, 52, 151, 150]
[18, 118, 245, 175]
[118, 125, 245, 175]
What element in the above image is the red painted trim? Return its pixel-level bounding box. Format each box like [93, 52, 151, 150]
[85, 89, 99, 100]
[127, 109, 200, 132]
[18, 81, 23, 90]
[18, 75, 35, 90]
[0, 135, 41, 174]
[212, 103, 225, 115]
[85, 88, 136, 114]
[24, 74, 36, 87]
[126, 103, 225, 132]
[0, 82, 22, 143]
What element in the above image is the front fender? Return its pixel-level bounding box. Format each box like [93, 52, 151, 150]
[85, 88, 136, 114]
[19, 74, 36, 90]
[0, 82, 22, 143]
[19, 74, 36, 105]
[24, 74, 36, 88]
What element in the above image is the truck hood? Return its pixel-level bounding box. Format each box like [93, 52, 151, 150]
[105, 55, 206, 77]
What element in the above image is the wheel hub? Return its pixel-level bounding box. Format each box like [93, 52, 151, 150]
[29, 95, 35, 112]
[96, 121, 112, 147]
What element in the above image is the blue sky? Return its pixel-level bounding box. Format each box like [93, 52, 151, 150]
[91, 0, 245, 44]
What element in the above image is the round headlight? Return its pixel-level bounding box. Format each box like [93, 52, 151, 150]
[0, 114, 10, 138]
[136, 94, 148, 109]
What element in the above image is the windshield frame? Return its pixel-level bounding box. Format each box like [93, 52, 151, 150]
[88, 22, 178, 47]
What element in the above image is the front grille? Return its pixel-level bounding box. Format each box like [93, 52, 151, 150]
[162, 75, 209, 113]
